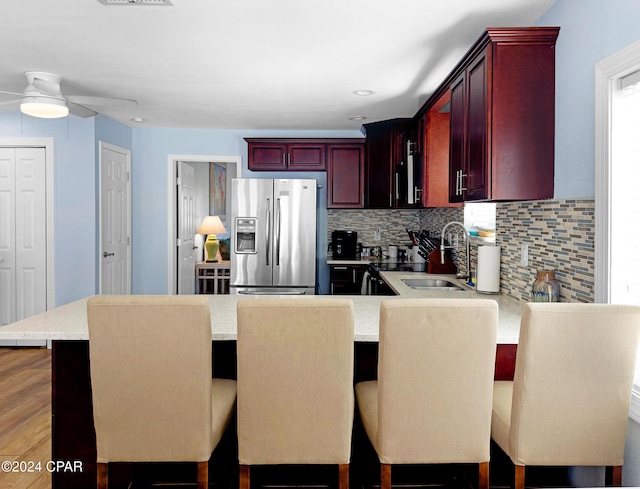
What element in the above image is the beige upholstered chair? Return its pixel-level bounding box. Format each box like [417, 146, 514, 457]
[236, 298, 355, 489]
[355, 298, 499, 489]
[87, 295, 237, 489]
[492, 303, 640, 489]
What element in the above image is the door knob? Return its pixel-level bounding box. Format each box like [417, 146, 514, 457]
[103, 251, 115, 258]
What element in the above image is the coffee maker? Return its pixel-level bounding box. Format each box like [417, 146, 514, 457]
[330, 230, 358, 260]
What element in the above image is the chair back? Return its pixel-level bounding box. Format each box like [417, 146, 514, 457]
[87, 295, 213, 463]
[236, 298, 354, 465]
[377, 298, 498, 464]
[509, 303, 640, 466]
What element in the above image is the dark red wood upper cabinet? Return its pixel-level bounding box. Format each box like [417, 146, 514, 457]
[286, 143, 326, 170]
[465, 53, 489, 201]
[449, 74, 466, 203]
[245, 139, 326, 171]
[439, 27, 560, 202]
[327, 143, 365, 208]
[363, 118, 411, 208]
[248, 142, 288, 170]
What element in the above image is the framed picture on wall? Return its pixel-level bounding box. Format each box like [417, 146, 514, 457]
[209, 162, 227, 223]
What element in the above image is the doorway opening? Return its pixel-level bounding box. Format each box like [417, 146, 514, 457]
[167, 154, 240, 295]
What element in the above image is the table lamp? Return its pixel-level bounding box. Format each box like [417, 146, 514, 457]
[197, 216, 226, 262]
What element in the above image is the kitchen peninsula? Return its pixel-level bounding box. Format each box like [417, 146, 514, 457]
[0, 274, 524, 489]
[1, 272, 523, 343]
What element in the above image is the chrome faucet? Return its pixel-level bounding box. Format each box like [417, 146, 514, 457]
[440, 221, 471, 282]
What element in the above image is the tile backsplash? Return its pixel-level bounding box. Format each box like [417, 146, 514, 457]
[328, 198, 595, 303]
[327, 209, 420, 248]
[495, 198, 595, 303]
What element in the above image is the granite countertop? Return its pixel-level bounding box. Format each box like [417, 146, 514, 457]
[0, 271, 524, 344]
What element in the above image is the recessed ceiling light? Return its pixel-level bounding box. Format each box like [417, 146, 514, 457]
[131, 117, 145, 123]
[349, 116, 367, 121]
[353, 90, 375, 96]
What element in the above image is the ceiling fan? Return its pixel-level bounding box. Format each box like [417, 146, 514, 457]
[0, 71, 138, 118]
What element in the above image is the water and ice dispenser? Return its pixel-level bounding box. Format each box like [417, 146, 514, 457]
[235, 218, 257, 253]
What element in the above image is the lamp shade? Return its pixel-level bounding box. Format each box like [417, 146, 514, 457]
[197, 215, 226, 235]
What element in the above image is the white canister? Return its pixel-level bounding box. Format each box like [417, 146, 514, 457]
[388, 245, 398, 261]
[477, 245, 501, 294]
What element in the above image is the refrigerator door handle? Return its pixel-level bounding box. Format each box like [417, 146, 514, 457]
[266, 198, 271, 266]
[238, 290, 307, 295]
[276, 197, 281, 266]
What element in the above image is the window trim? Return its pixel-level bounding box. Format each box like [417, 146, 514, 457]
[595, 39, 640, 423]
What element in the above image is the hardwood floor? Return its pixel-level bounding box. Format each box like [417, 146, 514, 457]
[0, 347, 52, 489]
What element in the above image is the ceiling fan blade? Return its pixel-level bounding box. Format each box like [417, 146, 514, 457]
[66, 95, 138, 108]
[0, 99, 20, 108]
[0, 89, 23, 96]
[68, 102, 98, 118]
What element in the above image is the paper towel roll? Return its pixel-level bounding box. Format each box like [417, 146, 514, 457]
[477, 245, 501, 294]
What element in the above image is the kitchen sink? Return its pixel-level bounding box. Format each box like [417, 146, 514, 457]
[401, 278, 466, 291]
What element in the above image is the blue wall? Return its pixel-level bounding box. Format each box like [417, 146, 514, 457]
[535, 0, 640, 199]
[0, 112, 96, 306]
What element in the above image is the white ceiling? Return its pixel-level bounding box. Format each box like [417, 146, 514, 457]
[0, 0, 556, 130]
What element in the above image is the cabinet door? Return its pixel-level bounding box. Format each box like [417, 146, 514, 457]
[329, 264, 367, 294]
[449, 74, 465, 203]
[287, 144, 326, 171]
[248, 143, 288, 171]
[327, 144, 364, 208]
[365, 130, 394, 207]
[465, 53, 489, 201]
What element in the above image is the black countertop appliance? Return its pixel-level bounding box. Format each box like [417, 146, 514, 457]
[331, 230, 358, 260]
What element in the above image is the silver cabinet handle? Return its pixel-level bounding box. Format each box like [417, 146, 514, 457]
[103, 251, 115, 258]
[456, 170, 468, 195]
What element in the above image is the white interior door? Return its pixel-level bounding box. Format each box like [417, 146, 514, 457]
[0, 148, 17, 327]
[0, 147, 46, 346]
[100, 143, 131, 295]
[177, 162, 196, 294]
[15, 148, 46, 318]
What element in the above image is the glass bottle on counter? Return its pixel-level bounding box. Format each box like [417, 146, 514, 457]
[531, 270, 560, 302]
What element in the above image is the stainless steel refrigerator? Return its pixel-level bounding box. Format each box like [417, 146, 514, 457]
[230, 178, 317, 295]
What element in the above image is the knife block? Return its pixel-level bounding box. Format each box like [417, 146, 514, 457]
[427, 249, 457, 274]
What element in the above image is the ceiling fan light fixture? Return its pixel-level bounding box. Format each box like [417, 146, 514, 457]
[21, 96, 69, 118]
